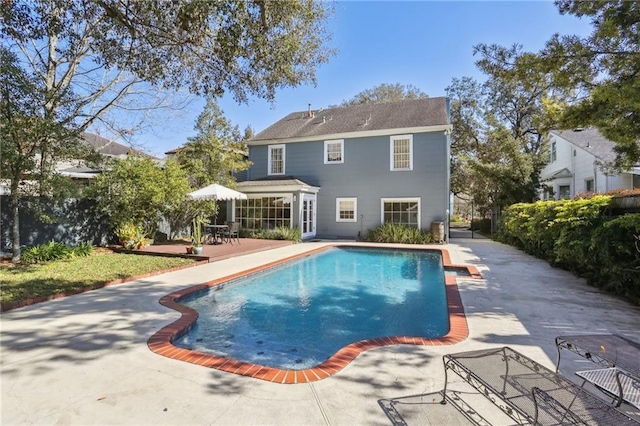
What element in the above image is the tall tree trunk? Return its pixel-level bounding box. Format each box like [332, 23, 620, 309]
[10, 176, 20, 263]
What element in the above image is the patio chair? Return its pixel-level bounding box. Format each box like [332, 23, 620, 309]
[223, 221, 240, 245]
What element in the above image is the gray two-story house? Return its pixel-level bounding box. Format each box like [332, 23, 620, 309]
[233, 97, 452, 240]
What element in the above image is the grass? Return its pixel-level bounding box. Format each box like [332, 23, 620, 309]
[0, 249, 196, 305]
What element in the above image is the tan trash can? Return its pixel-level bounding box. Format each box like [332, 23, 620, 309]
[431, 221, 445, 244]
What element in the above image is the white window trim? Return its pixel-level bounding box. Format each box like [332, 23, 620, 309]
[235, 193, 294, 229]
[324, 139, 344, 164]
[550, 141, 557, 163]
[336, 197, 357, 222]
[585, 178, 595, 192]
[557, 184, 571, 200]
[268, 144, 286, 176]
[390, 134, 413, 171]
[381, 197, 421, 228]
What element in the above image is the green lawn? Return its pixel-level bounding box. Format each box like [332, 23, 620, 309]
[0, 251, 196, 305]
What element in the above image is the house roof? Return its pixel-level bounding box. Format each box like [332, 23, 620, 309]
[236, 176, 319, 193]
[82, 132, 158, 159]
[550, 167, 573, 178]
[249, 97, 450, 143]
[550, 128, 618, 164]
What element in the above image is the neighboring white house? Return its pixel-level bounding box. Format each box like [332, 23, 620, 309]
[540, 128, 640, 200]
[0, 132, 159, 195]
[56, 132, 160, 180]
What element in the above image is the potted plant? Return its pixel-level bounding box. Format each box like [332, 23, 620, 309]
[115, 222, 138, 250]
[191, 217, 204, 255]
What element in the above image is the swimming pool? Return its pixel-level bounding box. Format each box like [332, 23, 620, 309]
[148, 244, 477, 383]
[174, 247, 449, 370]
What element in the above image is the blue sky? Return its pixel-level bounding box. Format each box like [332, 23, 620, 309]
[133, 1, 594, 158]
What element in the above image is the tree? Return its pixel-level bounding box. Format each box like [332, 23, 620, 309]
[0, 47, 91, 262]
[448, 45, 560, 216]
[1, 0, 333, 259]
[337, 83, 428, 106]
[91, 156, 213, 239]
[175, 98, 253, 189]
[160, 160, 210, 240]
[1, 1, 333, 103]
[538, 0, 640, 169]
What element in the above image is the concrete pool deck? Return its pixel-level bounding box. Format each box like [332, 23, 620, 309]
[2, 239, 639, 425]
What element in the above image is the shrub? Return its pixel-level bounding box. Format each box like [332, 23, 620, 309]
[21, 241, 93, 264]
[72, 242, 94, 257]
[588, 214, 640, 301]
[115, 222, 150, 249]
[470, 218, 492, 234]
[551, 195, 611, 272]
[366, 223, 433, 244]
[497, 196, 640, 304]
[450, 214, 465, 223]
[240, 227, 301, 242]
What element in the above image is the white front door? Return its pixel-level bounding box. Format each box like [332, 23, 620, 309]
[301, 194, 317, 239]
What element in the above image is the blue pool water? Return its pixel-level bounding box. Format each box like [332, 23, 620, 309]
[175, 247, 449, 370]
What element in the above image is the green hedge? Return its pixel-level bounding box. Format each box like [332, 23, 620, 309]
[497, 195, 640, 304]
[470, 218, 492, 234]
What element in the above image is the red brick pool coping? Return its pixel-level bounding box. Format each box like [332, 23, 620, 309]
[148, 245, 481, 384]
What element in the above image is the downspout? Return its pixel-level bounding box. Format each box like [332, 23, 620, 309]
[444, 97, 452, 241]
[571, 146, 576, 198]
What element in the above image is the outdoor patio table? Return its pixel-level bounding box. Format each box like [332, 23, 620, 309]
[576, 367, 640, 409]
[204, 224, 228, 244]
[555, 334, 640, 377]
[556, 334, 640, 412]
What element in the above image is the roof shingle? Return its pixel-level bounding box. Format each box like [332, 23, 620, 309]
[82, 132, 158, 159]
[551, 128, 618, 163]
[250, 97, 449, 143]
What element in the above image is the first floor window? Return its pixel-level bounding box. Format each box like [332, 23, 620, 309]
[235, 196, 292, 229]
[268, 144, 285, 175]
[336, 198, 357, 222]
[558, 185, 571, 199]
[381, 198, 420, 227]
[585, 178, 595, 193]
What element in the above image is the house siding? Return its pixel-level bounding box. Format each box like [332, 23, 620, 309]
[541, 132, 637, 200]
[244, 131, 449, 239]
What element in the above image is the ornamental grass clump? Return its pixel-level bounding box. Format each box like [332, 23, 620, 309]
[240, 226, 300, 242]
[367, 223, 433, 244]
[21, 241, 93, 264]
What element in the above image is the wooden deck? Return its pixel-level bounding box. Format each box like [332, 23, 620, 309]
[116, 238, 295, 263]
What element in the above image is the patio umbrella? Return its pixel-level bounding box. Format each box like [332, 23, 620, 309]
[188, 183, 248, 201]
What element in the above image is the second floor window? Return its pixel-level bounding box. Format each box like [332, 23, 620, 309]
[390, 135, 413, 171]
[550, 141, 557, 162]
[324, 139, 344, 164]
[268, 144, 285, 175]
